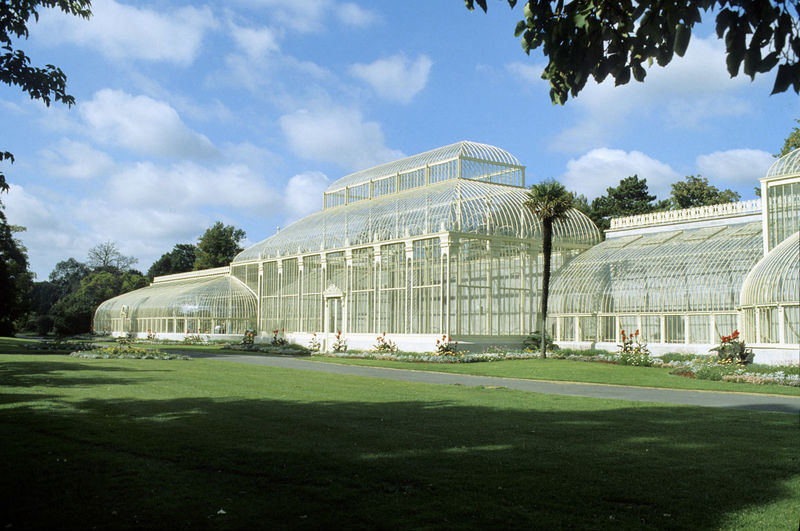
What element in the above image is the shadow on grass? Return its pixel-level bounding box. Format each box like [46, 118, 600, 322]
[1, 393, 798, 530]
[0, 361, 163, 388]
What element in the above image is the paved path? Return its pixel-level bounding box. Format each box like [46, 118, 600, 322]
[190, 353, 800, 415]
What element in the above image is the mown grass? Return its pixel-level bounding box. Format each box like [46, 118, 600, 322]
[1, 354, 799, 530]
[308, 355, 800, 396]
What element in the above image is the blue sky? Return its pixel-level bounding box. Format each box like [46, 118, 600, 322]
[1, 0, 798, 279]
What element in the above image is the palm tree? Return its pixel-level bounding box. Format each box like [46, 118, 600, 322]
[524, 179, 574, 358]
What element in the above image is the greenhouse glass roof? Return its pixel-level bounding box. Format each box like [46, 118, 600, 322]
[234, 178, 600, 262]
[549, 222, 764, 314]
[740, 231, 799, 307]
[326, 141, 522, 192]
[766, 147, 800, 179]
[94, 275, 256, 321]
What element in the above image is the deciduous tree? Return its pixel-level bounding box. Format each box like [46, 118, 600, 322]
[194, 222, 246, 270]
[589, 175, 668, 233]
[87, 240, 137, 273]
[0, 208, 33, 334]
[669, 175, 740, 209]
[147, 243, 197, 279]
[1, 0, 92, 190]
[777, 118, 800, 157]
[466, 0, 800, 104]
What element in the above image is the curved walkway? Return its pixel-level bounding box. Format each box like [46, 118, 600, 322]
[191, 353, 800, 415]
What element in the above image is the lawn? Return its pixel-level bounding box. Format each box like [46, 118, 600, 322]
[307, 355, 800, 396]
[1, 354, 798, 530]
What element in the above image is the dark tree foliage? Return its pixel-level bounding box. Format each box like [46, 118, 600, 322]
[51, 269, 147, 335]
[589, 175, 669, 233]
[0, 1, 92, 190]
[194, 222, 246, 270]
[147, 243, 197, 279]
[49, 257, 90, 298]
[0, 208, 33, 334]
[669, 175, 741, 209]
[524, 179, 574, 358]
[777, 118, 800, 157]
[466, 0, 800, 104]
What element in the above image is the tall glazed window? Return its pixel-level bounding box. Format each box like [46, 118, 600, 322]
[281, 258, 299, 332]
[261, 261, 279, 331]
[302, 255, 322, 332]
[412, 238, 441, 334]
[350, 247, 374, 333]
[380, 243, 406, 333]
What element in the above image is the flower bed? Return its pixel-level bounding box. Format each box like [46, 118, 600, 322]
[71, 345, 190, 360]
[320, 347, 800, 387]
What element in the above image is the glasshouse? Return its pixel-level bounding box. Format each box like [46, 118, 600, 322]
[94, 142, 800, 363]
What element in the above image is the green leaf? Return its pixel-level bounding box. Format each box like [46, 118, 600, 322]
[771, 63, 793, 94]
[632, 63, 646, 82]
[614, 66, 631, 86]
[758, 51, 780, 73]
[514, 20, 527, 37]
[715, 9, 735, 39]
[674, 24, 691, 57]
[726, 47, 744, 77]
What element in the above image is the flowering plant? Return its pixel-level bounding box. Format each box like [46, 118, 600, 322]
[308, 333, 321, 352]
[435, 335, 458, 355]
[271, 328, 287, 346]
[332, 330, 347, 352]
[242, 329, 256, 345]
[710, 330, 753, 365]
[373, 332, 398, 352]
[617, 329, 653, 367]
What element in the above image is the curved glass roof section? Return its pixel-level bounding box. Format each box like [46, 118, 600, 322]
[549, 222, 764, 314]
[94, 275, 256, 322]
[235, 179, 600, 262]
[741, 231, 799, 307]
[326, 141, 522, 192]
[766, 147, 800, 179]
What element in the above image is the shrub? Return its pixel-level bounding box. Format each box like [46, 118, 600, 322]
[308, 333, 321, 352]
[522, 330, 557, 352]
[182, 334, 207, 344]
[332, 330, 347, 353]
[710, 330, 753, 365]
[435, 335, 458, 355]
[372, 332, 398, 352]
[242, 329, 256, 345]
[616, 329, 653, 367]
[271, 328, 287, 346]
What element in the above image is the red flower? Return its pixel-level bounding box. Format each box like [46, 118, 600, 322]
[634, 329, 639, 336]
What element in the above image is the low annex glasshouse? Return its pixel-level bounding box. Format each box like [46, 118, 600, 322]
[94, 142, 800, 363]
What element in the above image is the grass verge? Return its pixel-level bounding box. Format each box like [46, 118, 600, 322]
[1, 354, 799, 530]
[307, 355, 800, 396]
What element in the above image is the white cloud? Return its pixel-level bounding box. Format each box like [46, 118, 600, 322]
[34, 0, 216, 65]
[280, 106, 404, 169]
[230, 23, 281, 60]
[235, 0, 377, 33]
[696, 149, 775, 185]
[106, 161, 276, 210]
[350, 54, 433, 104]
[337, 3, 380, 27]
[550, 36, 755, 153]
[284, 171, 329, 222]
[560, 148, 680, 199]
[80, 89, 217, 159]
[40, 139, 115, 179]
[505, 62, 547, 86]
